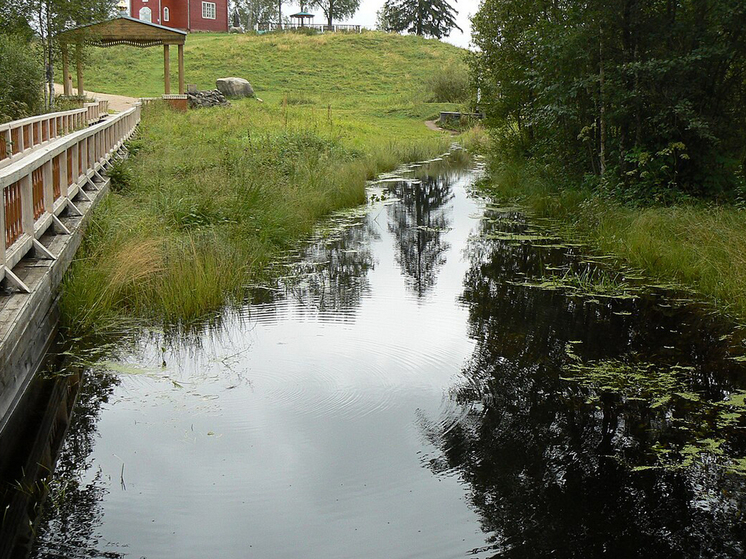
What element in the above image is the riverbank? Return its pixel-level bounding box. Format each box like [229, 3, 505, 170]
[481, 156, 746, 320]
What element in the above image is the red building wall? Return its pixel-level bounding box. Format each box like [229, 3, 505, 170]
[129, 0, 227, 32]
[188, 0, 228, 32]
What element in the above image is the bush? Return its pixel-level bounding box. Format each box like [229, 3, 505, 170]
[0, 33, 43, 122]
[425, 62, 470, 103]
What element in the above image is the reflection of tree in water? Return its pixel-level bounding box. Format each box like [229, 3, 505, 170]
[31, 370, 124, 559]
[421, 229, 746, 558]
[387, 175, 453, 298]
[283, 215, 378, 318]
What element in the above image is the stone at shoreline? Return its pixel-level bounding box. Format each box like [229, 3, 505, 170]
[216, 77, 255, 99]
[186, 89, 230, 109]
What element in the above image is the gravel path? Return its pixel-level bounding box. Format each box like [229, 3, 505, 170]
[53, 84, 139, 113]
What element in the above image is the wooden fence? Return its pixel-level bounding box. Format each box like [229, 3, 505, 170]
[0, 100, 110, 170]
[0, 103, 139, 289]
[256, 23, 362, 33]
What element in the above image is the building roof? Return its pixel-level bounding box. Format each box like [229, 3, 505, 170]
[58, 15, 186, 47]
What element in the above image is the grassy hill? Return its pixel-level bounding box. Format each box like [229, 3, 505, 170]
[82, 31, 468, 111]
[61, 32, 481, 332]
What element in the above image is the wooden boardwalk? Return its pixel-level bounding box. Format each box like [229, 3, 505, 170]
[0, 101, 141, 439]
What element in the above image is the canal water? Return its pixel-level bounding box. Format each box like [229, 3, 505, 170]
[21, 155, 746, 557]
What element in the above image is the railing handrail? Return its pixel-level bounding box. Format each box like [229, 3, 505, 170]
[0, 103, 141, 280]
[0, 106, 88, 133]
[0, 98, 110, 169]
[0, 105, 138, 187]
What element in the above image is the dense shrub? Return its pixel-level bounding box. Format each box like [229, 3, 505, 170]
[472, 0, 746, 202]
[0, 33, 43, 122]
[426, 62, 470, 103]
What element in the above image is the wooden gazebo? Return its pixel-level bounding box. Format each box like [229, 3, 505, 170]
[289, 11, 315, 27]
[58, 16, 187, 97]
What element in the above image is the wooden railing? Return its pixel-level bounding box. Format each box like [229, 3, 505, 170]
[0, 99, 110, 170]
[256, 22, 362, 33]
[0, 103, 140, 287]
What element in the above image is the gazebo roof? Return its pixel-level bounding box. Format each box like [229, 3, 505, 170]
[289, 11, 315, 18]
[58, 15, 186, 47]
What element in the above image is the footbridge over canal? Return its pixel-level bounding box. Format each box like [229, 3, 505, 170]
[0, 101, 141, 443]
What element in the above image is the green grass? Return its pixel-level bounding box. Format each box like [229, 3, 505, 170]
[76, 31, 469, 108]
[483, 155, 746, 319]
[60, 32, 480, 334]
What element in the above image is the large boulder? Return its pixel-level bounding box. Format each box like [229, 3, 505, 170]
[216, 77, 254, 99]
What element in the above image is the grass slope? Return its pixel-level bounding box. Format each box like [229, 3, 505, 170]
[61, 32, 478, 333]
[81, 31, 465, 109]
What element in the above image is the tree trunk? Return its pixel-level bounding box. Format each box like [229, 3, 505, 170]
[328, 0, 333, 28]
[599, 27, 607, 176]
[47, 7, 54, 110]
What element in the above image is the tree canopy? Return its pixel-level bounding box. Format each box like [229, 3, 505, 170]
[472, 0, 746, 201]
[379, 0, 461, 39]
[309, 0, 360, 28]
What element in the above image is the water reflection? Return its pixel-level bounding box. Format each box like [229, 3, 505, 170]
[386, 175, 453, 298]
[31, 371, 123, 559]
[281, 210, 378, 318]
[421, 209, 746, 557]
[12, 159, 746, 559]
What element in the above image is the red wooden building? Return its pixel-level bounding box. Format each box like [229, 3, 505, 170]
[129, 0, 228, 32]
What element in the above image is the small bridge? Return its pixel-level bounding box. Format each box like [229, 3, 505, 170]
[0, 100, 140, 440]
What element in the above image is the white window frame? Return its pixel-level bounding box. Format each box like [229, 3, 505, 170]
[139, 6, 152, 21]
[202, 2, 216, 19]
[163, 6, 169, 21]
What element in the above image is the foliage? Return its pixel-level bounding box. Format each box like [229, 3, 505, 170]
[0, 0, 35, 39]
[232, 0, 276, 28]
[309, 0, 360, 28]
[24, 0, 114, 108]
[0, 33, 44, 122]
[472, 0, 746, 201]
[379, 0, 461, 39]
[426, 61, 469, 102]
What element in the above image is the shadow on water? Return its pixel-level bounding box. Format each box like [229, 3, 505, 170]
[421, 206, 746, 558]
[4, 154, 746, 558]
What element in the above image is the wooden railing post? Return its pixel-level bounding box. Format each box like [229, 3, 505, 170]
[164, 44, 171, 95]
[20, 175, 33, 238]
[43, 160, 54, 213]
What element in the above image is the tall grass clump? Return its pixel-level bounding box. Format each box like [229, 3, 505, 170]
[484, 152, 746, 318]
[425, 62, 471, 103]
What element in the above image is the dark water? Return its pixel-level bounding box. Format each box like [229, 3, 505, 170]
[18, 156, 746, 558]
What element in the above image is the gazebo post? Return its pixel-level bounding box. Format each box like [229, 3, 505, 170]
[178, 44, 185, 94]
[163, 44, 171, 94]
[61, 43, 72, 96]
[75, 42, 84, 97]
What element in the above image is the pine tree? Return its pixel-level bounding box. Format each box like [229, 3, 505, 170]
[379, 0, 461, 39]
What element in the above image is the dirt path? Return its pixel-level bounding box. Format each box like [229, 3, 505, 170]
[53, 84, 139, 113]
[425, 120, 457, 135]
